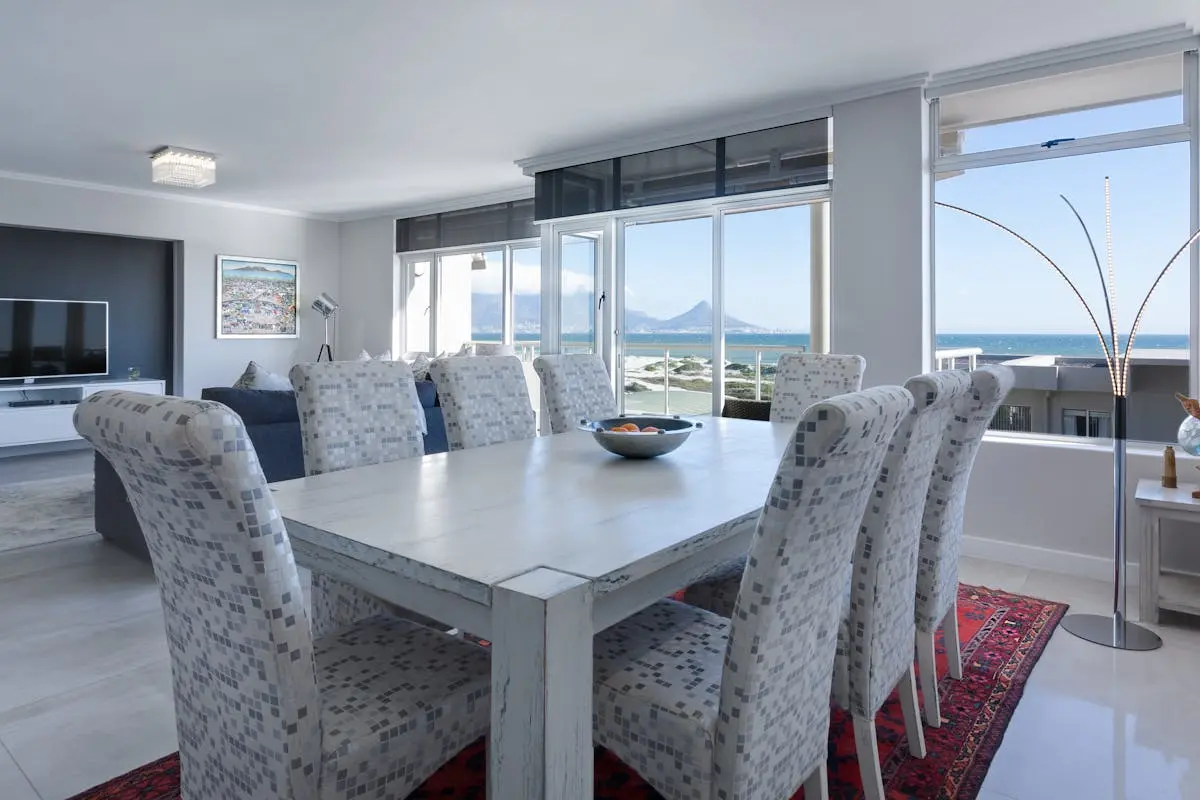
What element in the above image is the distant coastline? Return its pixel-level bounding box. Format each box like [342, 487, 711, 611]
[471, 331, 1189, 361]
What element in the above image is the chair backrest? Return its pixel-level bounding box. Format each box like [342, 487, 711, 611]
[714, 385, 912, 799]
[73, 391, 320, 800]
[769, 352, 866, 424]
[532, 353, 617, 434]
[838, 370, 972, 719]
[289, 360, 426, 476]
[429, 355, 536, 450]
[915, 365, 1015, 633]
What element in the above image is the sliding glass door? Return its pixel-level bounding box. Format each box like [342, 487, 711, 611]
[620, 216, 714, 414]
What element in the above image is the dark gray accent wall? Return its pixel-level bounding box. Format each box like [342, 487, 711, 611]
[0, 224, 175, 391]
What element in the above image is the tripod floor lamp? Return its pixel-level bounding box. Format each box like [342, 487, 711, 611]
[312, 293, 339, 362]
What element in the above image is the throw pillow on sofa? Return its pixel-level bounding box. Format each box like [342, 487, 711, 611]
[233, 361, 293, 391]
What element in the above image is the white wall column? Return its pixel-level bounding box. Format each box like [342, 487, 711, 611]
[830, 88, 931, 386]
[338, 216, 397, 360]
[809, 201, 830, 354]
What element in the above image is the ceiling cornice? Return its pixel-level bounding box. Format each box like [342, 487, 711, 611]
[514, 73, 928, 175]
[0, 168, 330, 220]
[336, 184, 534, 223]
[927, 24, 1199, 97]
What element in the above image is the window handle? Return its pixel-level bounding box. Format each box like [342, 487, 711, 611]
[598, 291, 606, 310]
[1041, 138, 1076, 149]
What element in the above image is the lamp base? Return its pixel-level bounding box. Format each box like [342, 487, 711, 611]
[316, 343, 333, 362]
[1060, 612, 1162, 651]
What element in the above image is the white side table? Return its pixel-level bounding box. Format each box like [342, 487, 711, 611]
[1136, 479, 1200, 624]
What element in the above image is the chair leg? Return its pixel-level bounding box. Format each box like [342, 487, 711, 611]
[945, 601, 963, 680]
[916, 629, 941, 728]
[803, 761, 828, 800]
[852, 715, 885, 800]
[897, 664, 927, 758]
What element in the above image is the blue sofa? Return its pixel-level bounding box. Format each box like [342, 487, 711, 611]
[94, 381, 449, 559]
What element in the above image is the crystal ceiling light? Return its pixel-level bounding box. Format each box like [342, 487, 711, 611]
[149, 146, 216, 188]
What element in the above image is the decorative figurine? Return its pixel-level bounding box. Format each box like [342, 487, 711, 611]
[1163, 445, 1177, 489]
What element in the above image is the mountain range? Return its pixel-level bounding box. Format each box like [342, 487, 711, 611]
[472, 295, 762, 334]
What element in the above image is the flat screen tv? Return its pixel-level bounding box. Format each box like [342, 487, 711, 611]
[0, 298, 109, 381]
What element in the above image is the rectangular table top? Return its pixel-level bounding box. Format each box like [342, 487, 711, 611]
[271, 417, 793, 605]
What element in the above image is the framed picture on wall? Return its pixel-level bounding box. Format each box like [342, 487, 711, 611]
[215, 255, 299, 338]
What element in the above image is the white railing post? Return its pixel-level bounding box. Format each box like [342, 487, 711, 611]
[969, 353, 977, 370]
[754, 350, 763, 401]
[663, 347, 670, 414]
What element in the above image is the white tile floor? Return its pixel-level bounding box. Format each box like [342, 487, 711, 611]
[1, 536, 1198, 800]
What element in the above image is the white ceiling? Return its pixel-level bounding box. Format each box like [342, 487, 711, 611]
[0, 0, 1196, 219]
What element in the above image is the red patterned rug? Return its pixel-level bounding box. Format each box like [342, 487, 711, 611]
[69, 584, 1064, 800]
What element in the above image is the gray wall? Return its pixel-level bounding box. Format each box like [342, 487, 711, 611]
[0, 225, 174, 389]
[0, 176, 340, 397]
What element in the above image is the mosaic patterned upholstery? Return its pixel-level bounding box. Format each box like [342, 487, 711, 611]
[290, 361, 432, 639]
[593, 386, 912, 800]
[290, 361, 426, 477]
[915, 366, 1015, 633]
[679, 554, 747, 618]
[683, 352, 864, 615]
[73, 391, 490, 800]
[429, 355, 536, 450]
[834, 370, 971, 719]
[533, 353, 618, 434]
[769, 353, 866, 425]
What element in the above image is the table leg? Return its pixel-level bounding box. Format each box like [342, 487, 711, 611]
[490, 568, 594, 800]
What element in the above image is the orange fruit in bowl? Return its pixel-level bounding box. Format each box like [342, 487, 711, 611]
[641, 426, 660, 433]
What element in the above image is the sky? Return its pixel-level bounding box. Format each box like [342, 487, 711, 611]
[459, 94, 1193, 338]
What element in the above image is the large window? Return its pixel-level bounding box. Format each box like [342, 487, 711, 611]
[933, 53, 1194, 443]
[400, 242, 541, 357]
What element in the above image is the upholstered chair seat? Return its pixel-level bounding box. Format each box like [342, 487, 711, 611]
[74, 391, 489, 800]
[591, 386, 913, 800]
[532, 353, 618, 433]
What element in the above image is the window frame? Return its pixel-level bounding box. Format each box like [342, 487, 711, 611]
[928, 49, 1200, 445]
[540, 184, 831, 416]
[395, 237, 540, 357]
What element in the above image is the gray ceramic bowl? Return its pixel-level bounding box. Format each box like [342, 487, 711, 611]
[579, 415, 702, 459]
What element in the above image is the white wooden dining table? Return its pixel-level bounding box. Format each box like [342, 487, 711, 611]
[269, 416, 794, 799]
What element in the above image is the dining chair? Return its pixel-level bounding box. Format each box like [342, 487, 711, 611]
[532, 353, 618, 434]
[769, 352, 866, 424]
[592, 385, 913, 800]
[74, 391, 490, 800]
[290, 360, 438, 638]
[683, 355, 866, 618]
[915, 365, 1015, 728]
[429, 355, 536, 450]
[834, 370, 971, 800]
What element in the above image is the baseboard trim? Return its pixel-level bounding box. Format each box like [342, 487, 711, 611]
[963, 534, 1140, 587]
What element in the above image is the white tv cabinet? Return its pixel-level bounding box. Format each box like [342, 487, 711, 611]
[0, 378, 167, 448]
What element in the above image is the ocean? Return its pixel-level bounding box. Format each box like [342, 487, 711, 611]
[491, 332, 1189, 362]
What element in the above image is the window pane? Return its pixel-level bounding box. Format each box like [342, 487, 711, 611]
[724, 119, 830, 195]
[513, 245, 541, 361]
[537, 161, 615, 219]
[404, 259, 431, 355]
[560, 233, 598, 354]
[622, 217, 713, 415]
[935, 141, 1189, 442]
[437, 250, 502, 353]
[723, 204, 814, 402]
[619, 142, 717, 208]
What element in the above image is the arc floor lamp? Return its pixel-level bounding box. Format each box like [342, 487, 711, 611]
[940, 179, 1200, 651]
